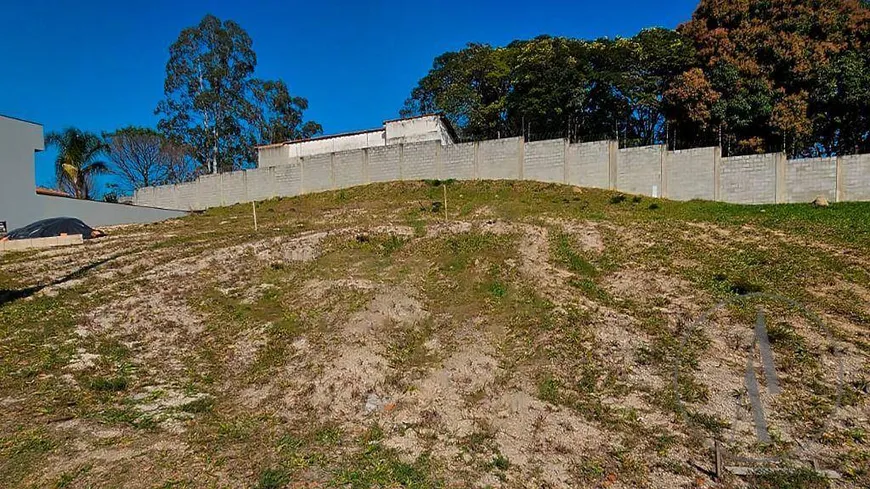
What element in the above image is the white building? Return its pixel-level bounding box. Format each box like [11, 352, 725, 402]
[0, 114, 185, 230]
[257, 114, 457, 168]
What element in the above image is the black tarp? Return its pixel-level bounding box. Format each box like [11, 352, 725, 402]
[5, 217, 100, 240]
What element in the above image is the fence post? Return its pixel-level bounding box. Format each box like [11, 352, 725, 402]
[399, 144, 405, 181]
[518, 137, 525, 180]
[363, 148, 370, 184]
[330, 152, 336, 190]
[608, 140, 618, 191]
[436, 143, 443, 180]
[473, 141, 480, 180]
[775, 152, 787, 204]
[660, 146, 669, 199]
[243, 170, 249, 204]
[713, 147, 722, 201]
[563, 138, 569, 184]
[300, 157, 306, 195]
[220, 172, 225, 207]
[835, 155, 844, 202]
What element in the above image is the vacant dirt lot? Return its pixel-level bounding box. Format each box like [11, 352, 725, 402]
[1, 181, 868, 488]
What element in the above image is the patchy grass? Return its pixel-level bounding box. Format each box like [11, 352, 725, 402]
[0, 181, 867, 488]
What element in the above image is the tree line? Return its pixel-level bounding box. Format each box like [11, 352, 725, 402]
[402, 0, 870, 157]
[51, 1, 869, 200]
[48, 14, 321, 200]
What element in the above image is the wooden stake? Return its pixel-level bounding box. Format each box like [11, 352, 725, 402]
[443, 184, 448, 221]
[252, 201, 258, 232]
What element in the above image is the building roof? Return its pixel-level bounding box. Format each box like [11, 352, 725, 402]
[257, 127, 384, 149]
[36, 187, 73, 198]
[0, 113, 43, 127]
[256, 113, 458, 149]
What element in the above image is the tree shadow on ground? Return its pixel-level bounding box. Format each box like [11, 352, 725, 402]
[0, 253, 126, 308]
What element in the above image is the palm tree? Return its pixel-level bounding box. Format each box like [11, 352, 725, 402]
[45, 128, 109, 200]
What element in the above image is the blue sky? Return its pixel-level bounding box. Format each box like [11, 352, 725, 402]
[0, 0, 699, 192]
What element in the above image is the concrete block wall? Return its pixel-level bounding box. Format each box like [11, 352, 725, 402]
[402, 141, 439, 180]
[524, 139, 565, 184]
[666, 147, 717, 201]
[785, 157, 837, 204]
[333, 150, 366, 190]
[258, 145, 289, 168]
[840, 155, 870, 202]
[221, 171, 248, 206]
[273, 164, 302, 198]
[133, 137, 870, 211]
[246, 166, 276, 203]
[443, 142, 476, 180]
[720, 154, 778, 204]
[368, 145, 402, 183]
[618, 146, 664, 197]
[567, 141, 610, 189]
[301, 154, 333, 193]
[478, 137, 522, 180]
[197, 174, 223, 209]
[176, 182, 199, 210]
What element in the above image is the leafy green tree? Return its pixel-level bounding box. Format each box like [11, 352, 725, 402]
[677, 0, 870, 155]
[156, 14, 320, 173]
[403, 30, 694, 145]
[45, 128, 109, 200]
[248, 79, 323, 157]
[401, 43, 513, 140]
[404, 1, 868, 156]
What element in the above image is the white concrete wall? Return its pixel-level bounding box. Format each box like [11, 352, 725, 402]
[524, 140, 565, 184]
[385, 116, 450, 145]
[333, 150, 366, 190]
[135, 135, 870, 211]
[840, 155, 870, 202]
[258, 145, 290, 168]
[402, 141, 439, 180]
[259, 115, 455, 168]
[0, 115, 186, 229]
[443, 142, 476, 180]
[478, 137, 522, 180]
[367, 145, 402, 183]
[785, 157, 837, 203]
[720, 154, 777, 204]
[666, 147, 717, 201]
[274, 164, 303, 198]
[618, 146, 664, 197]
[301, 154, 333, 193]
[567, 141, 610, 189]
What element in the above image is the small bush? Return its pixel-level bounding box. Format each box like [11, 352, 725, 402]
[491, 454, 510, 471]
[648, 203, 660, 210]
[488, 280, 507, 298]
[381, 234, 405, 255]
[728, 277, 762, 295]
[712, 273, 763, 295]
[631, 195, 643, 203]
[425, 178, 456, 187]
[538, 375, 561, 404]
[609, 194, 627, 204]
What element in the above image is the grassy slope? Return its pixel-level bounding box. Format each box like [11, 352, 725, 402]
[0, 181, 867, 488]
